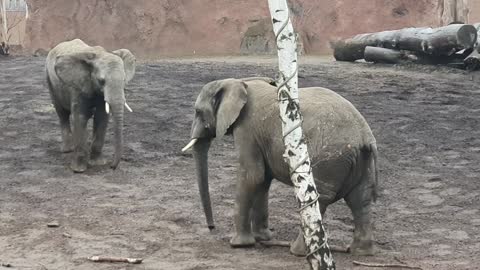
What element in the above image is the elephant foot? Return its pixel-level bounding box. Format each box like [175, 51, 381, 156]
[230, 233, 255, 248]
[290, 229, 307, 257]
[70, 159, 87, 173]
[348, 240, 374, 256]
[253, 228, 273, 241]
[89, 155, 108, 166]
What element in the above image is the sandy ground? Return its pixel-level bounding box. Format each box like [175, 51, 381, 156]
[0, 56, 479, 270]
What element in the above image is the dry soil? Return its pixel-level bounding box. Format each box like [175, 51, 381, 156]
[0, 56, 479, 269]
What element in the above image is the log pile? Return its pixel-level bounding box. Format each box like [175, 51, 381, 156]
[333, 23, 480, 70]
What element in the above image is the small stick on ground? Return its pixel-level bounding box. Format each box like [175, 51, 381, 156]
[259, 240, 290, 247]
[353, 260, 423, 269]
[87, 256, 143, 264]
[46, 222, 60, 228]
[259, 240, 348, 253]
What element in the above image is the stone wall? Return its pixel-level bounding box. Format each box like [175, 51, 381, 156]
[470, 1, 480, 23]
[25, 0, 447, 57]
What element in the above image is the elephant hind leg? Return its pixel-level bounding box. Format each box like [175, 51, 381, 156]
[52, 101, 73, 153]
[290, 205, 327, 256]
[344, 156, 375, 256]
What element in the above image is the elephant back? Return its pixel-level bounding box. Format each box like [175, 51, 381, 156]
[240, 82, 376, 190]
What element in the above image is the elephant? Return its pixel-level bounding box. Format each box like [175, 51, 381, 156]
[45, 39, 136, 172]
[182, 77, 379, 256]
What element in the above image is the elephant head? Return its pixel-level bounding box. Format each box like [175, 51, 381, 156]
[182, 79, 249, 229]
[54, 49, 136, 169]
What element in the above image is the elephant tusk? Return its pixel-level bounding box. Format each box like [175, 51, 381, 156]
[124, 102, 133, 112]
[105, 102, 110, 114]
[182, 138, 198, 152]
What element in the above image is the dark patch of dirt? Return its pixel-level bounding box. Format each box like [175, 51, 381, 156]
[0, 56, 479, 269]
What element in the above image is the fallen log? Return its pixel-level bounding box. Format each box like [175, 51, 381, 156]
[464, 23, 480, 70]
[334, 24, 477, 62]
[364, 46, 417, 64]
[364, 46, 466, 66]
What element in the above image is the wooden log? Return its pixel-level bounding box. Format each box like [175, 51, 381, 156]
[364, 46, 417, 64]
[364, 47, 467, 66]
[463, 49, 480, 70]
[333, 24, 477, 62]
[464, 23, 480, 70]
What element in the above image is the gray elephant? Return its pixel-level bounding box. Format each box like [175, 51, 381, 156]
[46, 39, 136, 172]
[183, 77, 379, 256]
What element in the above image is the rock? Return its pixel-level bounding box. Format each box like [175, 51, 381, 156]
[33, 48, 49, 57]
[24, 0, 448, 57]
[240, 19, 276, 55]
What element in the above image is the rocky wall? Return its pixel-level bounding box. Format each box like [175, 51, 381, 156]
[25, 0, 444, 57]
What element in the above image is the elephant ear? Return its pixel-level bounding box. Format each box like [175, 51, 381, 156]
[54, 52, 97, 91]
[215, 79, 248, 140]
[112, 49, 136, 84]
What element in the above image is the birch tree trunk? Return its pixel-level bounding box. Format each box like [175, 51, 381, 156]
[267, 1, 334, 269]
[0, 0, 7, 43]
[441, 0, 469, 25]
[456, 0, 469, 23]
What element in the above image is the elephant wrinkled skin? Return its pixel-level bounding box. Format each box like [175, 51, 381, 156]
[45, 39, 136, 172]
[185, 77, 379, 256]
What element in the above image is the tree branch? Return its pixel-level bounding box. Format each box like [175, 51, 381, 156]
[352, 260, 423, 270]
[7, 12, 23, 32]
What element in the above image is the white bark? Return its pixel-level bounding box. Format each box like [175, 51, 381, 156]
[441, 0, 469, 25]
[456, 0, 469, 23]
[0, 0, 7, 43]
[267, 1, 334, 269]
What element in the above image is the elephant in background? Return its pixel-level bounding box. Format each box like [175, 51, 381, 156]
[46, 39, 136, 172]
[183, 77, 379, 256]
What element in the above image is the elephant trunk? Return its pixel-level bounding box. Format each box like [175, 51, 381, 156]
[193, 138, 215, 230]
[110, 103, 124, 169]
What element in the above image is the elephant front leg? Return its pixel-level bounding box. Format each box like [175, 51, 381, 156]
[230, 129, 267, 247]
[70, 102, 92, 173]
[90, 105, 109, 166]
[230, 172, 257, 247]
[251, 178, 273, 241]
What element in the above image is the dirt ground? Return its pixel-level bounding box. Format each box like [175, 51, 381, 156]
[0, 56, 479, 270]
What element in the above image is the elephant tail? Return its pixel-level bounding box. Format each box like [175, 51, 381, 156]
[370, 143, 379, 202]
